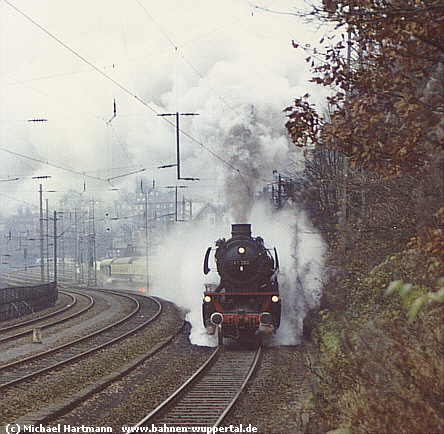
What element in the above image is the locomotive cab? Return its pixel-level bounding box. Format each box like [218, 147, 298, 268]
[202, 224, 281, 344]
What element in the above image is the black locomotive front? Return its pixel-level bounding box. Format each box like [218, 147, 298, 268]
[203, 224, 281, 343]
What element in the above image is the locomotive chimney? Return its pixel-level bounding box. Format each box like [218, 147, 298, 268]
[231, 224, 251, 237]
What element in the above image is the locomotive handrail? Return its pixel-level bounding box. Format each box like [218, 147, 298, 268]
[273, 247, 280, 272]
[203, 246, 212, 275]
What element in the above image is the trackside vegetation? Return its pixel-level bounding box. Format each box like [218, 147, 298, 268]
[283, 1, 443, 432]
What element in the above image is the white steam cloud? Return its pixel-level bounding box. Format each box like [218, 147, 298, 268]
[272, 208, 326, 345]
[1, 1, 328, 344]
[149, 202, 326, 347]
[147, 63, 326, 346]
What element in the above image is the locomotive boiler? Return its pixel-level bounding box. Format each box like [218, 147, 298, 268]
[202, 224, 281, 344]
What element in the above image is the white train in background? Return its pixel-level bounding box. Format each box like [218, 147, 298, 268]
[98, 257, 148, 284]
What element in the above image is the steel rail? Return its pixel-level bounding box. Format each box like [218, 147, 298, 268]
[0, 288, 139, 371]
[13, 320, 188, 429]
[130, 346, 261, 431]
[213, 347, 261, 427]
[0, 290, 76, 333]
[0, 290, 161, 390]
[0, 291, 95, 343]
[131, 346, 221, 431]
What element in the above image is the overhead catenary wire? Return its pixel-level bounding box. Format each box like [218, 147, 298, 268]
[0, 71, 109, 123]
[2, 0, 273, 184]
[0, 149, 149, 218]
[0, 192, 38, 209]
[134, 0, 267, 187]
[0, 147, 108, 182]
[1, 72, 135, 170]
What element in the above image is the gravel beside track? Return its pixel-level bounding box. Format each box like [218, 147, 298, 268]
[0, 298, 182, 425]
[50, 341, 315, 433]
[223, 344, 316, 434]
[0, 289, 134, 365]
[0, 291, 73, 329]
[52, 323, 215, 431]
[2, 291, 317, 433]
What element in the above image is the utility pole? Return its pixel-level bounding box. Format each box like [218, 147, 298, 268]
[166, 185, 188, 221]
[144, 190, 149, 291]
[175, 185, 178, 221]
[39, 184, 44, 283]
[53, 210, 57, 285]
[157, 112, 200, 181]
[339, 19, 353, 260]
[87, 201, 97, 287]
[33, 176, 51, 281]
[59, 211, 65, 281]
[140, 180, 155, 291]
[74, 210, 79, 285]
[46, 198, 50, 282]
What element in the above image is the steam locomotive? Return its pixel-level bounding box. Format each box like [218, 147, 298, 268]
[203, 224, 281, 344]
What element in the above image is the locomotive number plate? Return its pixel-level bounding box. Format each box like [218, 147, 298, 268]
[233, 260, 250, 265]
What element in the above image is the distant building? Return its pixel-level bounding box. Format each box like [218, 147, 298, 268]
[192, 203, 230, 229]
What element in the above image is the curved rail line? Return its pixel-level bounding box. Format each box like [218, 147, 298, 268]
[131, 346, 261, 430]
[0, 290, 76, 332]
[0, 290, 94, 343]
[0, 273, 72, 325]
[0, 272, 47, 287]
[0, 290, 162, 390]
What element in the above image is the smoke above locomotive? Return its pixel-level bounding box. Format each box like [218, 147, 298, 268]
[202, 223, 281, 345]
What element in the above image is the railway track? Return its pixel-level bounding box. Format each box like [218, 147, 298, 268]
[1, 270, 51, 287]
[131, 346, 261, 430]
[0, 290, 94, 343]
[0, 290, 161, 390]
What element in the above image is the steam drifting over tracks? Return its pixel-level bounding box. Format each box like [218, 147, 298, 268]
[132, 346, 261, 430]
[0, 289, 161, 390]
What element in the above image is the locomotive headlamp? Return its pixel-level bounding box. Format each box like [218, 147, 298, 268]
[204, 295, 212, 303]
[271, 295, 279, 303]
[260, 312, 272, 325]
[238, 246, 246, 254]
[210, 312, 223, 325]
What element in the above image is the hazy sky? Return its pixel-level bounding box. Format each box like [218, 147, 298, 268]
[0, 0, 328, 215]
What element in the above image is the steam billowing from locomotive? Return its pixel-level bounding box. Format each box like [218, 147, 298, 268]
[147, 103, 325, 347]
[202, 223, 281, 344]
[221, 125, 260, 223]
[147, 203, 325, 347]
